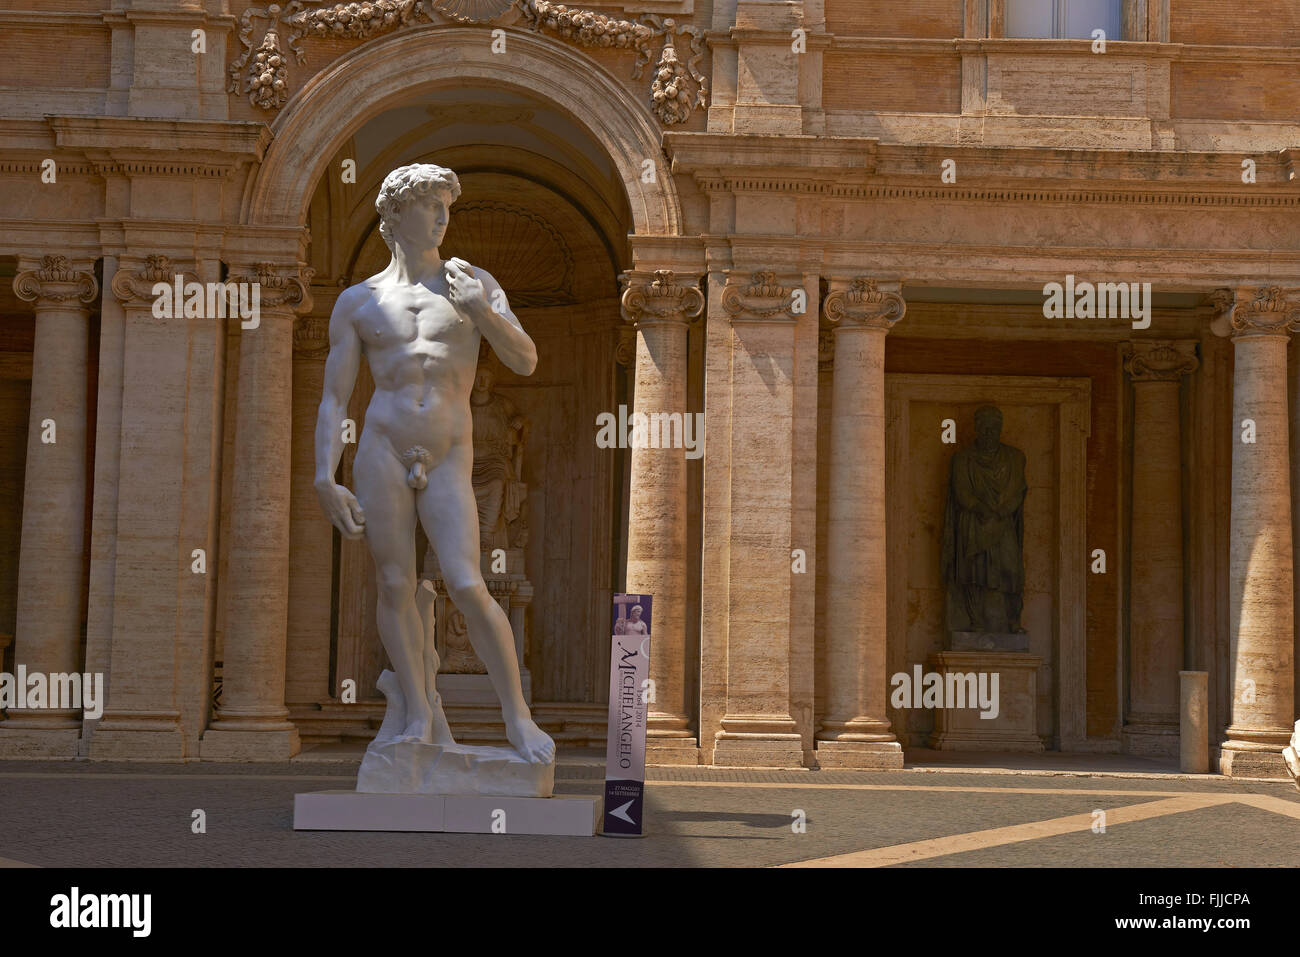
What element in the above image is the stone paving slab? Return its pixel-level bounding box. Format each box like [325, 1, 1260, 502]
[886, 802, 1300, 868]
[0, 761, 1296, 868]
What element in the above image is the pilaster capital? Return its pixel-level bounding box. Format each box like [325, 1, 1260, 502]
[293, 316, 330, 358]
[1122, 340, 1199, 382]
[13, 255, 98, 308]
[818, 328, 835, 369]
[109, 255, 197, 305]
[720, 269, 804, 323]
[823, 277, 905, 331]
[615, 325, 637, 368]
[1209, 285, 1300, 339]
[227, 261, 315, 314]
[620, 269, 704, 327]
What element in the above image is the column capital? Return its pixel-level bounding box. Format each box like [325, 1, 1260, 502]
[720, 269, 805, 323]
[1122, 340, 1200, 382]
[227, 261, 315, 314]
[1209, 285, 1300, 339]
[109, 255, 197, 305]
[823, 277, 905, 331]
[14, 255, 97, 308]
[620, 269, 704, 327]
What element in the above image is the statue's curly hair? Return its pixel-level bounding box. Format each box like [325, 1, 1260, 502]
[376, 163, 462, 249]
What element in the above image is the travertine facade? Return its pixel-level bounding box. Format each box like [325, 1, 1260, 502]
[2, 0, 1299, 776]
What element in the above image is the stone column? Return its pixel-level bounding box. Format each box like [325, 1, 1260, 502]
[0, 256, 97, 757]
[1212, 286, 1297, 777]
[1122, 341, 1199, 758]
[814, 278, 905, 769]
[707, 269, 806, 767]
[620, 270, 704, 765]
[90, 255, 208, 760]
[201, 262, 313, 761]
[284, 314, 333, 710]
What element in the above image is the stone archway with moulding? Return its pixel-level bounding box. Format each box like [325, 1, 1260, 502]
[243, 26, 684, 238]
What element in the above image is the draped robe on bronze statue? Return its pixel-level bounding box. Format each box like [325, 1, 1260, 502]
[941, 442, 1028, 633]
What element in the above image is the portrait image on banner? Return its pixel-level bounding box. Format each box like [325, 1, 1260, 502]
[603, 593, 652, 836]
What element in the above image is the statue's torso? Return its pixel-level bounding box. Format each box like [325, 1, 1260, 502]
[471, 394, 516, 463]
[348, 271, 482, 461]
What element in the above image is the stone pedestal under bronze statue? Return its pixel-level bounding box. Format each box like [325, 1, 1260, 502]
[928, 651, 1044, 752]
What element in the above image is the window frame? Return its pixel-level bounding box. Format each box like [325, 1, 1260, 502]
[973, 0, 1169, 42]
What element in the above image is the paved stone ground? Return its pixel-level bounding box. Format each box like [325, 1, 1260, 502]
[0, 756, 1296, 868]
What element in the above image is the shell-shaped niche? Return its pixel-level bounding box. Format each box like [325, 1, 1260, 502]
[442, 201, 576, 308]
[430, 0, 516, 22]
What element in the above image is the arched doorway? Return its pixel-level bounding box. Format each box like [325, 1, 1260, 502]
[246, 28, 680, 746]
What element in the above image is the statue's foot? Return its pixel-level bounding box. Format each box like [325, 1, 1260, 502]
[398, 712, 435, 745]
[505, 715, 555, 764]
[429, 694, 456, 746]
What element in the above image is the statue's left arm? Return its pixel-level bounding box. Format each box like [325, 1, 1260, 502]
[445, 257, 538, 376]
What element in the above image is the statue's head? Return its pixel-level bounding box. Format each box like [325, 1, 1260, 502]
[376, 163, 462, 253]
[472, 361, 496, 401]
[974, 405, 1002, 452]
[630, 604, 643, 620]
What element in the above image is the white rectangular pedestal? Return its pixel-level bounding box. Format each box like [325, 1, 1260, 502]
[294, 790, 600, 836]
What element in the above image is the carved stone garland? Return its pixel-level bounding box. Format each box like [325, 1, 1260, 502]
[228, 0, 707, 125]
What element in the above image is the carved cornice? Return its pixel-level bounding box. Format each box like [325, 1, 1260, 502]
[1122, 341, 1199, 382]
[823, 277, 905, 331]
[721, 270, 801, 323]
[228, 262, 316, 314]
[109, 255, 197, 305]
[1209, 285, 1300, 339]
[228, 0, 707, 125]
[294, 315, 331, 357]
[685, 175, 1300, 210]
[13, 255, 98, 307]
[620, 269, 703, 327]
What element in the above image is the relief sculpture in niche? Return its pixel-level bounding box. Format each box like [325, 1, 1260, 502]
[429, 346, 533, 677]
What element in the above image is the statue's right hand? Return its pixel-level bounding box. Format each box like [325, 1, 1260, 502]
[316, 482, 366, 539]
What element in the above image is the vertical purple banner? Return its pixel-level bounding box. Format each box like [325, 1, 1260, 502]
[602, 593, 652, 836]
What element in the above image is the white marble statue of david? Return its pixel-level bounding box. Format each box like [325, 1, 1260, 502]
[314, 162, 555, 767]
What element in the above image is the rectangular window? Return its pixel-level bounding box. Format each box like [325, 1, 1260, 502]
[1006, 0, 1121, 39]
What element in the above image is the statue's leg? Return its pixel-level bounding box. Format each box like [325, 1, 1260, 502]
[417, 446, 556, 764]
[414, 580, 455, 745]
[1006, 589, 1024, 633]
[353, 433, 432, 744]
[979, 586, 1008, 634]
